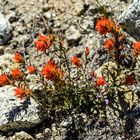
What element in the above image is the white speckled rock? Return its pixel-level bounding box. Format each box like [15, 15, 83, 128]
[119, 0, 140, 40]
[0, 85, 45, 132]
[9, 131, 34, 140]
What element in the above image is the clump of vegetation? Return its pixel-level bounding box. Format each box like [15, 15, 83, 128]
[0, 16, 140, 137]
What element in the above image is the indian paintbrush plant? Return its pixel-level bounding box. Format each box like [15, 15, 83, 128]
[0, 16, 140, 137]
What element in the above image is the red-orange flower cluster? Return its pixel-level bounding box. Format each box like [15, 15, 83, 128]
[85, 47, 90, 56]
[96, 17, 116, 35]
[13, 52, 24, 63]
[71, 56, 81, 67]
[14, 85, 31, 99]
[27, 66, 36, 74]
[0, 74, 10, 86]
[41, 59, 63, 81]
[34, 34, 54, 52]
[96, 76, 106, 86]
[104, 39, 115, 50]
[132, 41, 140, 55]
[11, 69, 22, 79]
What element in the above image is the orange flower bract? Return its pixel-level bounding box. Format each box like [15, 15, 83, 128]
[71, 56, 81, 67]
[104, 39, 114, 50]
[133, 41, 140, 55]
[13, 52, 24, 63]
[96, 76, 106, 86]
[85, 47, 90, 56]
[11, 69, 22, 79]
[27, 66, 36, 74]
[14, 85, 31, 99]
[0, 74, 10, 86]
[96, 17, 116, 35]
[90, 70, 95, 78]
[41, 59, 63, 82]
[34, 34, 54, 52]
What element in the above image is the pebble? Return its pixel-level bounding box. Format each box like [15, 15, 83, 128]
[35, 133, 44, 140]
[65, 25, 81, 44]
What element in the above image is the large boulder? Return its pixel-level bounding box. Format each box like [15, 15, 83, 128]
[0, 85, 45, 132]
[0, 53, 46, 132]
[119, 0, 140, 40]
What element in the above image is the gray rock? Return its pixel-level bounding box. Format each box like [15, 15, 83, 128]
[9, 131, 34, 140]
[0, 13, 12, 45]
[73, 0, 85, 15]
[44, 11, 52, 19]
[7, 12, 18, 23]
[50, 125, 62, 140]
[0, 0, 2, 12]
[35, 133, 44, 140]
[7, 131, 14, 137]
[119, 0, 140, 40]
[0, 85, 45, 132]
[0, 136, 8, 140]
[81, 18, 94, 32]
[60, 23, 69, 31]
[43, 128, 52, 139]
[65, 25, 81, 44]
[60, 117, 72, 127]
[0, 0, 12, 44]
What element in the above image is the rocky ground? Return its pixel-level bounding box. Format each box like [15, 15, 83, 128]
[1, 0, 140, 139]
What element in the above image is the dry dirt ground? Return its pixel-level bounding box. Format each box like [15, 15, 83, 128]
[2, 0, 132, 66]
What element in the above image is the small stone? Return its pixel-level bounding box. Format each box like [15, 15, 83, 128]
[43, 128, 52, 138]
[89, 33, 94, 38]
[35, 133, 44, 140]
[52, 12, 56, 17]
[65, 25, 81, 44]
[53, 21, 61, 28]
[60, 117, 72, 127]
[61, 121, 69, 127]
[61, 23, 69, 31]
[42, 4, 52, 12]
[44, 12, 52, 19]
